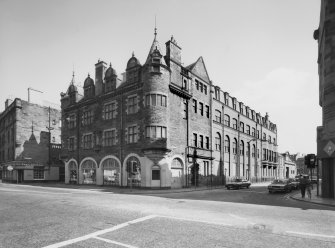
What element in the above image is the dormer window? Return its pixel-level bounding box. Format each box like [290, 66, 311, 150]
[152, 58, 160, 64]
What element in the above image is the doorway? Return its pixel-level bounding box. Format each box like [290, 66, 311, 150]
[17, 170, 24, 183]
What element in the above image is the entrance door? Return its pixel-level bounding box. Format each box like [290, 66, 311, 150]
[17, 170, 24, 183]
[171, 168, 182, 188]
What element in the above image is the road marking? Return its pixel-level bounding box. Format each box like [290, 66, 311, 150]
[158, 215, 232, 226]
[93, 237, 138, 248]
[42, 215, 156, 248]
[286, 231, 335, 239]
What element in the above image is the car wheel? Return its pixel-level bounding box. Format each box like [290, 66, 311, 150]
[247, 185, 250, 189]
[269, 190, 272, 194]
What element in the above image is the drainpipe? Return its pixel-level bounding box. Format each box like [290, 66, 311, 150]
[209, 81, 213, 188]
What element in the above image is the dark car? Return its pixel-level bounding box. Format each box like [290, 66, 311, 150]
[268, 179, 293, 193]
[226, 178, 251, 190]
[288, 178, 300, 189]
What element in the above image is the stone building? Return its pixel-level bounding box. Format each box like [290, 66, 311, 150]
[0, 98, 62, 182]
[60, 31, 278, 188]
[315, 0, 335, 198]
[278, 152, 297, 179]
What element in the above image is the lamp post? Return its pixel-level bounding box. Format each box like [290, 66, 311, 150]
[46, 107, 54, 169]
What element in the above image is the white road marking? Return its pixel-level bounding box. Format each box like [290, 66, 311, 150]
[93, 236, 138, 248]
[286, 231, 335, 239]
[42, 215, 157, 248]
[158, 215, 232, 226]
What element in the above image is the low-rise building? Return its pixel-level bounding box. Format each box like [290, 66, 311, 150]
[0, 98, 63, 182]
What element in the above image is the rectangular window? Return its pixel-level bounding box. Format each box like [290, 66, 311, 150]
[146, 126, 167, 139]
[205, 105, 209, 118]
[215, 110, 221, 123]
[83, 134, 93, 149]
[33, 167, 44, 180]
[193, 99, 197, 113]
[204, 85, 207, 95]
[205, 136, 209, 149]
[257, 130, 260, 139]
[128, 126, 137, 143]
[128, 96, 137, 114]
[69, 115, 76, 129]
[69, 137, 75, 151]
[193, 133, 197, 147]
[252, 128, 255, 137]
[199, 135, 204, 148]
[200, 82, 203, 92]
[104, 130, 116, 146]
[246, 125, 250, 135]
[104, 102, 116, 120]
[82, 111, 93, 126]
[195, 80, 199, 90]
[152, 170, 160, 180]
[199, 102, 204, 116]
[151, 94, 156, 106]
[183, 101, 188, 119]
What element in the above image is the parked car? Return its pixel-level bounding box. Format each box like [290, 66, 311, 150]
[226, 178, 251, 190]
[268, 179, 293, 193]
[288, 178, 300, 189]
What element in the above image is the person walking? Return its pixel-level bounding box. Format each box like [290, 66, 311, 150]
[299, 175, 307, 198]
[306, 177, 313, 200]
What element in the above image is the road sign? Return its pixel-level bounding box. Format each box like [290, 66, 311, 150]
[7, 165, 13, 171]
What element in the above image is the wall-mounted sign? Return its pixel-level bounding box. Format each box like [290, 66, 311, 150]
[7, 165, 13, 171]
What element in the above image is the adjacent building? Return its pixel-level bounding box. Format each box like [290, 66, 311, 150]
[0, 98, 63, 182]
[60, 32, 278, 188]
[315, 0, 335, 198]
[278, 152, 297, 179]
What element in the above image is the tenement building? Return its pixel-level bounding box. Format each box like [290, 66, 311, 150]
[0, 98, 62, 182]
[315, 0, 335, 198]
[60, 31, 278, 188]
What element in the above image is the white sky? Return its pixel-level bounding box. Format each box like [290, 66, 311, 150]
[0, 0, 321, 155]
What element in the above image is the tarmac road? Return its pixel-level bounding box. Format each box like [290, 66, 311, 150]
[0, 183, 334, 248]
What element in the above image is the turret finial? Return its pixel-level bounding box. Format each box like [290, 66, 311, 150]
[154, 15, 157, 38]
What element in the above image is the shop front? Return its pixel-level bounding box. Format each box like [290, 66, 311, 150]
[1, 160, 59, 183]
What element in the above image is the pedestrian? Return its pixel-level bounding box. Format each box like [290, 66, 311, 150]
[306, 178, 313, 200]
[299, 175, 307, 198]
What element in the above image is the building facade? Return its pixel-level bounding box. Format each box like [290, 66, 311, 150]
[315, 0, 335, 198]
[60, 33, 278, 188]
[0, 98, 62, 182]
[278, 152, 297, 179]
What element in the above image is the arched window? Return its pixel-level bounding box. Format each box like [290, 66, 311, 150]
[126, 156, 141, 183]
[102, 158, 120, 185]
[240, 140, 244, 156]
[172, 158, 183, 168]
[81, 160, 96, 184]
[215, 132, 221, 151]
[224, 135, 230, 153]
[233, 138, 237, 154]
[69, 161, 77, 182]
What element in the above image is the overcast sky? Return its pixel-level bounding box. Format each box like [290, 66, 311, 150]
[0, 0, 321, 155]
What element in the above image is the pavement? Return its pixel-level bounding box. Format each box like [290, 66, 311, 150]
[2, 180, 335, 207]
[290, 183, 335, 207]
